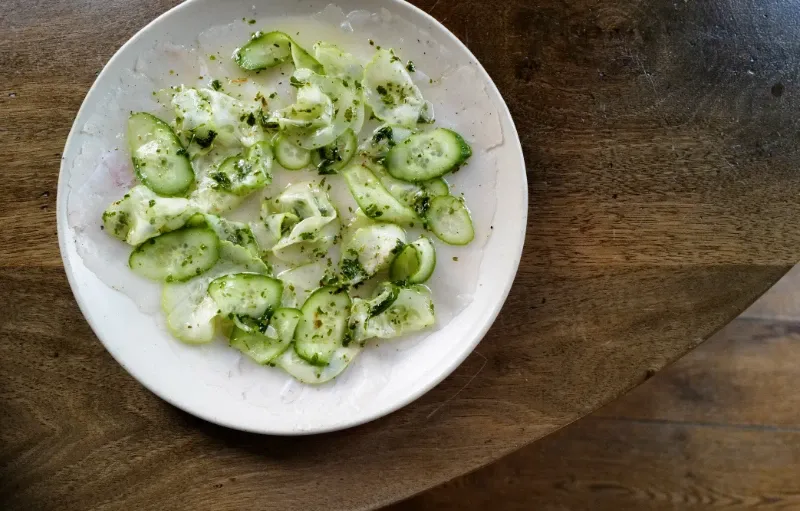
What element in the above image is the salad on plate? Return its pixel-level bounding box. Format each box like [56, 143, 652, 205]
[100, 29, 479, 384]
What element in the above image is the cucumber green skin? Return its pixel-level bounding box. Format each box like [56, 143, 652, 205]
[422, 178, 449, 197]
[209, 142, 272, 196]
[128, 112, 195, 197]
[341, 163, 420, 226]
[274, 135, 312, 170]
[390, 245, 419, 283]
[207, 273, 283, 317]
[426, 195, 475, 246]
[277, 343, 360, 384]
[230, 328, 290, 365]
[385, 128, 472, 182]
[294, 286, 352, 366]
[234, 31, 292, 71]
[369, 284, 400, 316]
[390, 237, 436, 284]
[228, 307, 302, 365]
[128, 227, 220, 283]
[290, 41, 324, 74]
[271, 308, 302, 342]
[247, 140, 273, 168]
[312, 129, 357, 174]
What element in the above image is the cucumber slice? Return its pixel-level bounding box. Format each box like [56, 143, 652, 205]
[358, 124, 415, 162]
[208, 273, 283, 332]
[368, 282, 401, 316]
[426, 195, 475, 246]
[247, 140, 274, 172]
[349, 282, 399, 343]
[390, 236, 436, 284]
[161, 241, 268, 344]
[276, 69, 363, 149]
[189, 179, 247, 216]
[294, 286, 351, 366]
[364, 285, 435, 339]
[102, 185, 197, 246]
[341, 163, 420, 226]
[172, 87, 263, 151]
[265, 182, 340, 264]
[208, 142, 272, 196]
[363, 49, 425, 127]
[340, 223, 406, 285]
[386, 128, 472, 182]
[229, 308, 300, 364]
[251, 209, 299, 254]
[127, 112, 194, 197]
[162, 286, 219, 345]
[349, 284, 435, 344]
[368, 162, 448, 215]
[271, 308, 303, 342]
[230, 328, 289, 365]
[269, 181, 337, 219]
[313, 42, 364, 81]
[274, 135, 312, 170]
[128, 227, 219, 282]
[277, 343, 360, 384]
[234, 31, 292, 71]
[312, 128, 357, 174]
[271, 215, 340, 264]
[291, 41, 324, 74]
[208, 141, 272, 196]
[203, 215, 260, 260]
[268, 79, 333, 132]
[423, 178, 449, 197]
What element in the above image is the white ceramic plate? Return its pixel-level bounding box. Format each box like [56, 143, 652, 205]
[57, 0, 526, 435]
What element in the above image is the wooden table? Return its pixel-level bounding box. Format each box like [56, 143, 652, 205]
[2, 0, 798, 509]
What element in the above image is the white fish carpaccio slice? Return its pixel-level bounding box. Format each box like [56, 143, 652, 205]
[65, 4, 504, 398]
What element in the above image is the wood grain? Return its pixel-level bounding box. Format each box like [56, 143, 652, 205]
[390, 315, 800, 510]
[3, 0, 800, 509]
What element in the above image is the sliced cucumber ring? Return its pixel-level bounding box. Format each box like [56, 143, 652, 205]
[312, 128, 357, 174]
[422, 178, 449, 197]
[270, 308, 303, 343]
[234, 31, 292, 71]
[229, 307, 301, 364]
[277, 343, 360, 384]
[230, 328, 290, 365]
[363, 49, 425, 127]
[274, 135, 312, 170]
[349, 284, 435, 344]
[341, 163, 420, 226]
[294, 286, 351, 366]
[426, 195, 475, 246]
[291, 41, 324, 74]
[128, 227, 220, 282]
[208, 273, 283, 332]
[127, 112, 195, 197]
[364, 285, 435, 339]
[390, 236, 436, 284]
[340, 223, 406, 285]
[208, 149, 270, 197]
[386, 128, 472, 182]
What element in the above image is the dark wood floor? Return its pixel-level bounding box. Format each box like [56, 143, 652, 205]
[387, 267, 800, 510]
